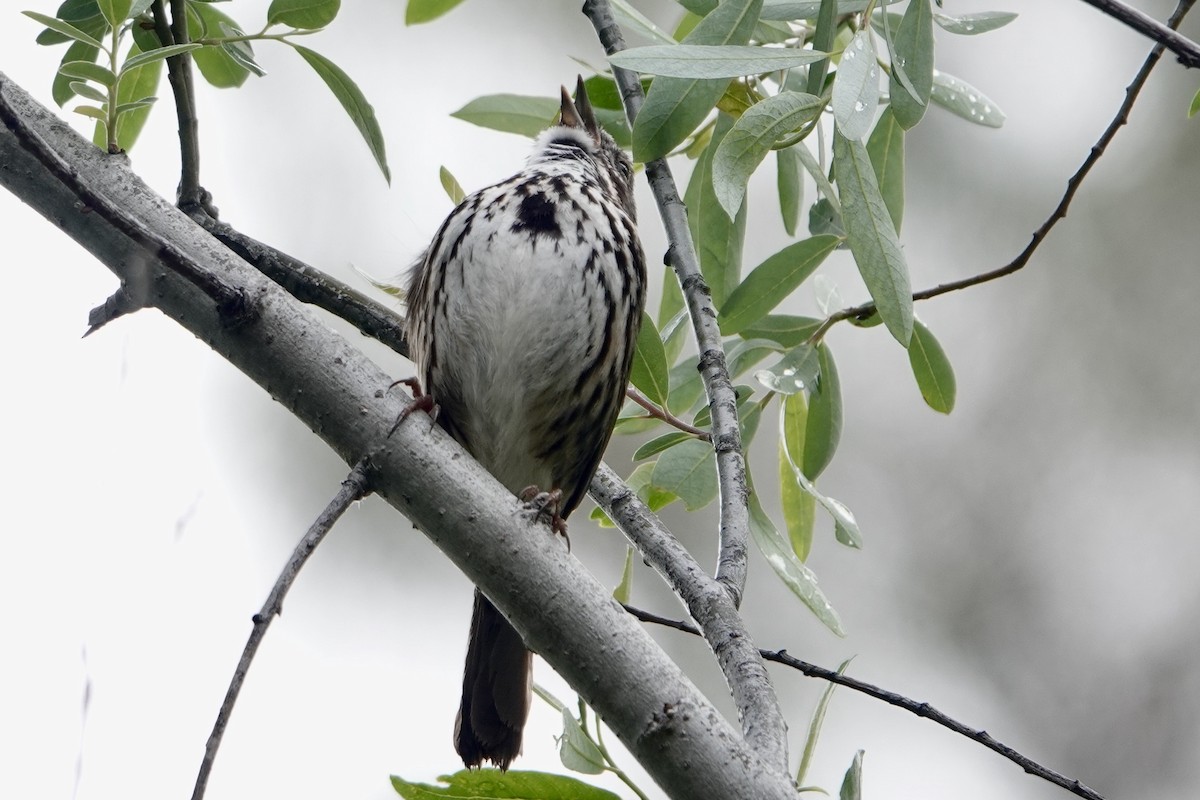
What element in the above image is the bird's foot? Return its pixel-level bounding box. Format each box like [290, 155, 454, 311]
[519, 486, 569, 549]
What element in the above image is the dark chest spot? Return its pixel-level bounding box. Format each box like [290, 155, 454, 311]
[512, 192, 562, 239]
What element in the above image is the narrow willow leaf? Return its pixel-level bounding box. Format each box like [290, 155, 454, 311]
[776, 146, 803, 235]
[121, 43, 201, 72]
[188, 4, 250, 88]
[813, 273, 842, 316]
[559, 709, 606, 774]
[740, 314, 820, 348]
[613, 546, 635, 604]
[830, 30, 878, 142]
[69, 80, 107, 103]
[611, 44, 826, 79]
[293, 44, 391, 184]
[53, 41, 101, 106]
[888, 0, 934, 129]
[684, 113, 746, 308]
[268, 0, 340, 29]
[713, 91, 823, 217]
[33, 1, 107, 47]
[95, 0, 132, 28]
[612, 0, 677, 44]
[1190, 87, 1200, 118]
[832, 130, 912, 345]
[763, 0, 901, 18]
[651, 439, 717, 511]
[756, 342, 819, 395]
[779, 410, 863, 548]
[438, 165, 465, 204]
[719, 235, 838, 335]
[451, 94, 558, 138]
[803, 343, 842, 479]
[865, 106, 904, 231]
[22, 11, 104, 49]
[840, 751, 865, 800]
[630, 312, 671, 406]
[934, 10, 1018, 35]
[105, 43, 163, 151]
[747, 479, 845, 636]
[59, 60, 116, 88]
[796, 658, 853, 785]
[908, 319, 956, 413]
[805, 0, 836, 95]
[72, 101, 107, 118]
[728, 341, 781, 378]
[931, 70, 1005, 127]
[666, 358, 704, 417]
[793, 141, 840, 215]
[631, 0, 763, 162]
[404, 0, 466, 24]
[780, 393, 816, 560]
[391, 770, 622, 800]
[633, 432, 692, 461]
[658, 282, 688, 365]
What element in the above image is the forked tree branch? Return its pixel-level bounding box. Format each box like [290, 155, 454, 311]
[0, 72, 798, 800]
[624, 605, 1109, 800]
[192, 460, 373, 800]
[809, 0, 1198, 343]
[583, 0, 753, 619]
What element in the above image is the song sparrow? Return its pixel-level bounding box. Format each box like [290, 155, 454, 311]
[404, 77, 646, 769]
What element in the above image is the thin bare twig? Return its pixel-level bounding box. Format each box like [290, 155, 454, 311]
[582, 0, 753, 615]
[624, 605, 1108, 800]
[809, 0, 1198, 343]
[625, 386, 712, 440]
[191, 459, 373, 800]
[1075, 0, 1200, 67]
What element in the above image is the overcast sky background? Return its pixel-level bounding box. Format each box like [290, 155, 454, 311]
[2, 1, 1199, 799]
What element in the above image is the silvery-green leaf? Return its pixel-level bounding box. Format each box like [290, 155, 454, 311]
[888, 0, 934, 129]
[612, 0, 676, 43]
[933, 10, 1018, 35]
[756, 342, 819, 395]
[830, 30, 878, 141]
[908, 319, 956, 413]
[719, 234, 838, 334]
[930, 69, 1005, 127]
[865, 106, 904, 231]
[611, 44, 827, 79]
[451, 94, 558, 138]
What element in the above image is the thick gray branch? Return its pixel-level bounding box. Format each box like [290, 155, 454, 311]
[592, 464, 790, 773]
[0, 72, 799, 800]
[582, 0, 752, 609]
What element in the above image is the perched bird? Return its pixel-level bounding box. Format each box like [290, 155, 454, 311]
[404, 77, 646, 769]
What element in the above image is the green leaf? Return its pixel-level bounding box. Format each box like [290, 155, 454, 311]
[633, 431, 692, 461]
[53, 41, 101, 106]
[780, 392, 815, 560]
[267, 0, 340, 29]
[95, 0, 132, 28]
[805, 0, 836, 96]
[651, 439, 717, 511]
[59, 59, 116, 88]
[631, 0, 763, 162]
[33, 0, 107, 46]
[776, 145, 803, 235]
[612, 546, 635, 604]
[292, 44, 391, 183]
[1190, 87, 1200, 118]
[930, 70, 1005, 127]
[658, 283, 688, 365]
[747, 474, 845, 635]
[779, 407, 862, 549]
[839, 751, 865, 800]
[451, 94, 559, 138]
[630, 312, 670, 407]
[390, 770, 621, 800]
[888, 0, 934, 129]
[907, 319, 956, 413]
[611, 0, 677, 44]
[69, 80, 107, 103]
[72, 104, 107, 120]
[713, 91, 823, 217]
[188, 4, 251, 88]
[105, 42, 163, 151]
[404, 0, 467, 25]
[802, 343, 842, 479]
[793, 140, 840, 215]
[933, 10, 1018, 35]
[756, 342, 819, 395]
[684, 113, 746, 308]
[763, 0, 901, 18]
[22, 11, 104, 49]
[740, 314, 820, 347]
[865, 106, 904, 231]
[438, 165, 465, 204]
[611, 44, 826, 78]
[558, 709, 606, 775]
[121, 42, 201, 72]
[832, 129, 912, 345]
[719, 235, 838, 335]
[830, 30, 878, 142]
[796, 657, 852, 785]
